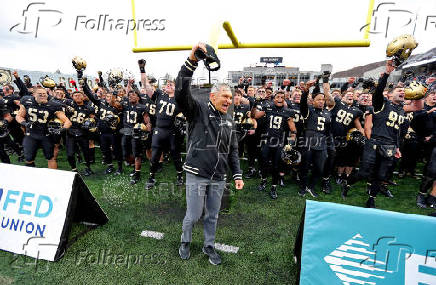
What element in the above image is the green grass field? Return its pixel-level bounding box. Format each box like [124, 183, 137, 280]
[0, 148, 434, 285]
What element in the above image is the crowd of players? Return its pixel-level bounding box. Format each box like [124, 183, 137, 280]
[0, 58, 435, 210]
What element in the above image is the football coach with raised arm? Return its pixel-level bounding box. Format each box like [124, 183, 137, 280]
[175, 43, 244, 265]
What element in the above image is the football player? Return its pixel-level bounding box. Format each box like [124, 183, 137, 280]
[2, 81, 24, 160]
[415, 86, 436, 208]
[120, 90, 151, 184]
[146, 79, 184, 189]
[326, 89, 364, 195]
[298, 78, 335, 198]
[286, 88, 305, 183]
[64, 91, 95, 175]
[83, 82, 124, 175]
[252, 90, 295, 199]
[15, 86, 71, 168]
[0, 98, 13, 163]
[246, 87, 271, 179]
[344, 60, 421, 208]
[234, 89, 256, 161]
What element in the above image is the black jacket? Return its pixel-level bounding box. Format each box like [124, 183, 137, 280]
[175, 58, 242, 181]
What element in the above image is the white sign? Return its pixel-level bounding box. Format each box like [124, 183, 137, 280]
[0, 163, 105, 261]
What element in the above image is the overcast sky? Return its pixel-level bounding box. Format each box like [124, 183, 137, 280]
[1, 0, 435, 81]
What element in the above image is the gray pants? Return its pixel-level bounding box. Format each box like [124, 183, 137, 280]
[181, 172, 226, 247]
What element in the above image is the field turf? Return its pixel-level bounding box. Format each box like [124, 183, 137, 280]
[0, 149, 433, 284]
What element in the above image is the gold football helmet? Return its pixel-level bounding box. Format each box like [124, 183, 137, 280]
[40, 76, 56, 88]
[386, 35, 418, 65]
[405, 81, 428, 100]
[72, 56, 87, 71]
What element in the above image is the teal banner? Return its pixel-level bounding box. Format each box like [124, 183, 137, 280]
[299, 201, 436, 285]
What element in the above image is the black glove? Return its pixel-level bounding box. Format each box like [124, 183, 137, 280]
[20, 121, 30, 128]
[362, 78, 375, 90]
[138, 59, 146, 73]
[23, 75, 32, 88]
[400, 70, 414, 83]
[322, 71, 331, 83]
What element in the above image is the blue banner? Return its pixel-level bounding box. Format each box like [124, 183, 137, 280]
[300, 200, 436, 285]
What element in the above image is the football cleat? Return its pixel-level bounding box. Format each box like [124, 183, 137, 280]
[145, 177, 156, 190]
[298, 187, 306, 197]
[341, 182, 350, 199]
[176, 173, 184, 186]
[258, 179, 267, 192]
[427, 195, 436, 208]
[83, 167, 94, 177]
[270, 185, 278, 200]
[244, 168, 257, 179]
[105, 165, 114, 174]
[306, 187, 318, 198]
[130, 172, 141, 185]
[379, 184, 394, 198]
[416, 192, 427, 208]
[279, 176, 285, 187]
[321, 178, 332, 194]
[366, 196, 376, 208]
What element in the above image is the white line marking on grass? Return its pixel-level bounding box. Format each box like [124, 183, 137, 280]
[140, 230, 164, 240]
[214, 243, 239, 254]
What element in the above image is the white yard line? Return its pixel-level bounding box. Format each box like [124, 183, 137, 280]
[140, 230, 164, 240]
[139, 230, 239, 254]
[214, 243, 239, 254]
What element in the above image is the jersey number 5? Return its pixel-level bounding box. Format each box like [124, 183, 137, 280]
[317, 117, 325, 131]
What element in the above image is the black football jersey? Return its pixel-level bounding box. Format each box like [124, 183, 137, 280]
[303, 106, 332, 150]
[370, 98, 407, 146]
[121, 101, 148, 128]
[263, 104, 292, 141]
[154, 92, 180, 129]
[95, 100, 122, 133]
[20, 96, 63, 135]
[288, 102, 305, 137]
[233, 103, 250, 124]
[255, 99, 273, 134]
[141, 94, 157, 128]
[331, 97, 363, 137]
[65, 101, 94, 129]
[413, 104, 436, 138]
